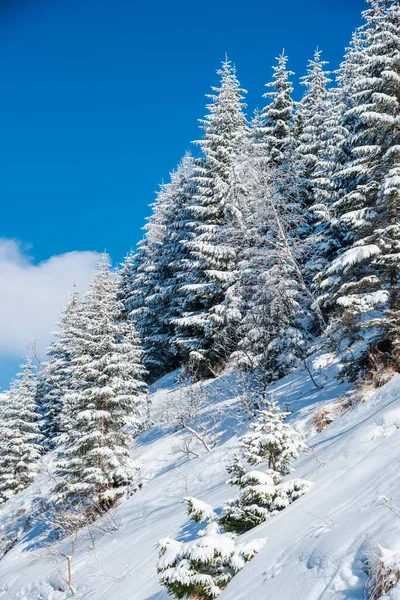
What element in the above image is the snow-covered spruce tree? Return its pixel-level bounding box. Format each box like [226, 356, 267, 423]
[173, 58, 248, 376]
[134, 183, 177, 380]
[314, 28, 367, 324]
[157, 498, 265, 599]
[305, 86, 348, 286]
[228, 149, 317, 380]
[118, 249, 139, 319]
[240, 397, 306, 473]
[321, 0, 400, 359]
[250, 53, 303, 252]
[119, 212, 169, 382]
[240, 261, 310, 382]
[220, 458, 311, 534]
[295, 49, 332, 198]
[119, 154, 196, 382]
[143, 154, 197, 375]
[33, 363, 52, 453]
[55, 256, 148, 506]
[0, 356, 43, 504]
[290, 50, 334, 264]
[257, 51, 295, 168]
[336, 23, 368, 138]
[244, 54, 315, 346]
[220, 398, 310, 534]
[40, 286, 84, 449]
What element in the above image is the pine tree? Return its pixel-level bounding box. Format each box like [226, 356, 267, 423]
[174, 58, 248, 375]
[240, 397, 306, 474]
[141, 154, 197, 377]
[133, 183, 177, 380]
[118, 249, 139, 319]
[313, 30, 367, 319]
[307, 87, 348, 283]
[119, 154, 197, 381]
[237, 260, 310, 381]
[258, 51, 295, 168]
[0, 357, 43, 503]
[292, 49, 333, 223]
[157, 504, 264, 599]
[219, 398, 310, 534]
[220, 459, 310, 534]
[322, 0, 400, 353]
[119, 214, 166, 381]
[55, 257, 148, 505]
[229, 151, 316, 378]
[160, 155, 197, 354]
[41, 287, 84, 448]
[33, 362, 52, 453]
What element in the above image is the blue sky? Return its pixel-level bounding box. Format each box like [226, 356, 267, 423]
[0, 0, 365, 388]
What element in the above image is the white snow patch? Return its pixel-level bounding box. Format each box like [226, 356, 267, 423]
[327, 244, 382, 273]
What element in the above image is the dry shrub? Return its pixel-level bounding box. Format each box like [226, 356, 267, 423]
[365, 544, 400, 599]
[368, 342, 398, 388]
[312, 389, 369, 434]
[312, 408, 337, 433]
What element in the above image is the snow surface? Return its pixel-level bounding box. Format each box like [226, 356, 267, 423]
[2, 357, 400, 599]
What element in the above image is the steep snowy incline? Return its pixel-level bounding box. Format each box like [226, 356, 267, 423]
[1, 359, 400, 599]
[222, 375, 400, 600]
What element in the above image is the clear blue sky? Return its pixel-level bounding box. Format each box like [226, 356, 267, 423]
[1, 0, 365, 265]
[0, 0, 365, 389]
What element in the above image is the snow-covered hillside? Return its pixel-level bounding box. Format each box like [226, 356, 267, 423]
[2, 357, 400, 599]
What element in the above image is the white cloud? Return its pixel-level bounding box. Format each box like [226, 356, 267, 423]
[0, 238, 102, 357]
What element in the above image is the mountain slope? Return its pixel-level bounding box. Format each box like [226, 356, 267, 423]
[1, 358, 400, 599]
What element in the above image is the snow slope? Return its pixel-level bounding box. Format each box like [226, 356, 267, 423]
[1, 358, 400, 599]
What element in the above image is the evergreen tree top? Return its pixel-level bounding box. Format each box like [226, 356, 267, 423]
[196, 57, 248, 147]
[300, 49, 332, 110]
[263, 51, 295, 104]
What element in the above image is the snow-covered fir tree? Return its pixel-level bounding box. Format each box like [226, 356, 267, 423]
[220, 457, 311, 534]
[119, 154, 197, 382]
[33, 363, 52, 453]
[118, 249, 139, 320]
[336, 25, 368, 133]
[173, 58, 248, 375]
[55, 256, 148, 505]
[119, 215, 168, 382]
[305, 87, 348, 286]
[220, 398, 310, 533]
[238, 260, 310, 381]
[228, 151, 316, 379]
[321, 0, 400, 355]
[239, 56, 315, 369]
[140, 154, 197, 377]
[240, 397, 306, 474]
[0, 356, 43, 504]
[257, 51, 295, 167]
[289, 48, 333, 255]
[296, 49, 332, 195]
[312, 30, 367, 321]
[157, 500, 264, 599]
[40, 286, 84, 448]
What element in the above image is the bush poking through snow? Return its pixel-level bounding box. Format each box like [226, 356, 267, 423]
[365, 544, 400, 600]
[156, 520, 265, 599]
[220, 461, 311, 533]
[311, 389, 371, 433]
[311, 406, 338, 433]
[184, 497, 216, 524]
